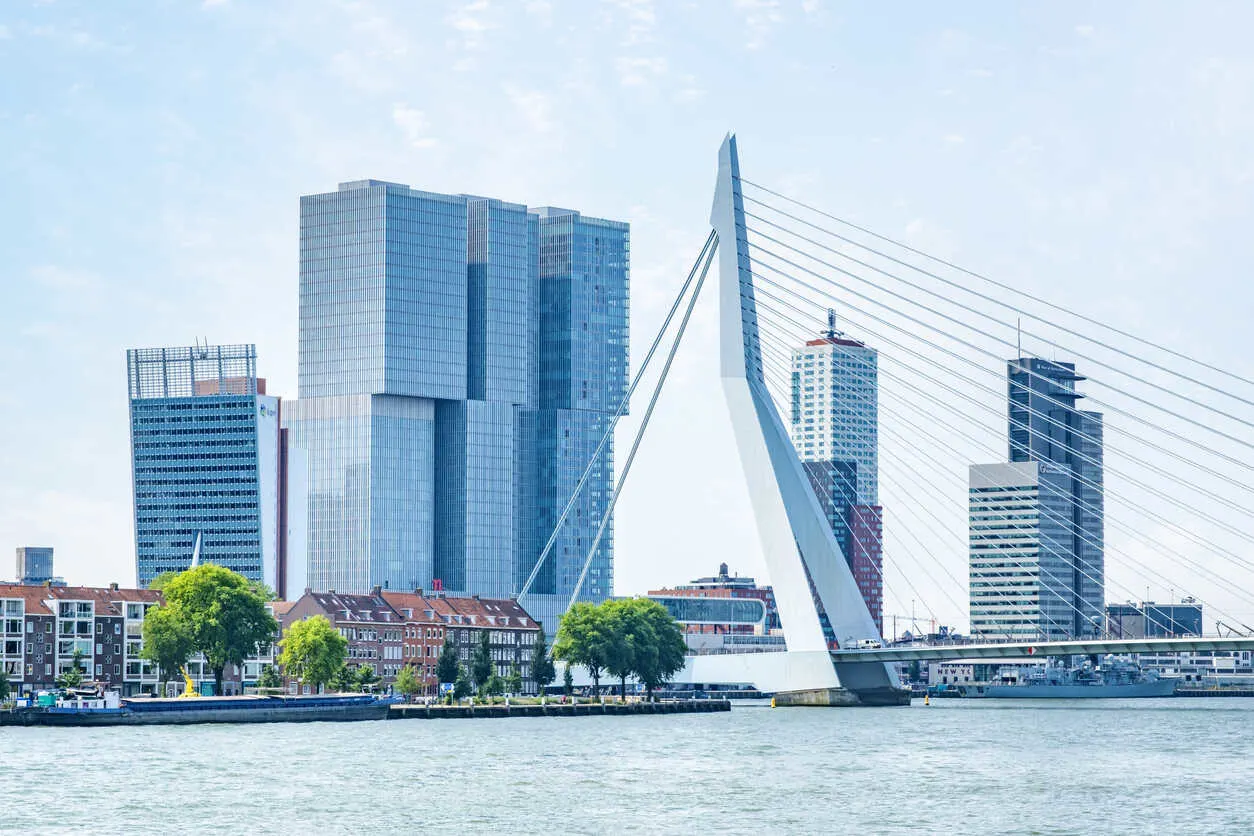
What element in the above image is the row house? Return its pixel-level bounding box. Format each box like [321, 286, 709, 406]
[0, 583, 162, 697]
[279, 589, 541, 694]
[280, 589, 406, 688]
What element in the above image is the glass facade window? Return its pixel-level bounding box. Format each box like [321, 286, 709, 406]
[285, 185, 629, 630]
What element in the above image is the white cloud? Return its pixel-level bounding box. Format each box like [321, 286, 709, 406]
[0, 25, 10, 39]
[802, 0, 821, 14]
[525, 0, 553, 24]
[734, 0, 783, 50]
[610, 0, 657, 46]
[616, 55, 667, 87]
[944, 134, 965, 144]
[504, 84, 554, 133]
[202, 0, 230, 8]
[447, 0, 492, 50]
[1075, 24, 1095, 38]
[673, 74, 705, 103]
[391, 103, 439, 149]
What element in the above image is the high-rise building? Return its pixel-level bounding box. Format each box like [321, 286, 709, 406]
[126, 344, 308, 596]
[15, 547, 59, 586]
[968, 461, 1081, 640]
[968, 356, 1105, 640]
[1106, 600, 1203, 639]
[789, 313, 883, 636]
[283, 181, 628, 632]
[1007, 356, 1104, 637]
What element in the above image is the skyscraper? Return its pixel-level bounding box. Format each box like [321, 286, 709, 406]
[15, 547, 57, 586]
[789, 312, 883, 636]
[126, 344, 307, 595]
[284, 181, 628, 631]
[968, 356, 1104, 640]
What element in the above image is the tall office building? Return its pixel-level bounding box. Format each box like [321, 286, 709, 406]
[968, 357, 1104, 640]
[126, 344, 308, 596]
[15, 547, 58, 586]
[284, 180, 628, 632]
[789, 313, 883, 637]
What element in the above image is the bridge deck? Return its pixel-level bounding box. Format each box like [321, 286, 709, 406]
[830, 636, 1254, 664]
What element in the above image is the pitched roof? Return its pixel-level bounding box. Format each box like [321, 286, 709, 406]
[380, 591, 538, 629]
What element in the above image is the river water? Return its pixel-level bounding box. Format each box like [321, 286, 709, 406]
[2, 698, 1251, 834]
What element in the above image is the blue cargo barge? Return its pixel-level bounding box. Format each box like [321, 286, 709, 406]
[6, 693, 393, 726]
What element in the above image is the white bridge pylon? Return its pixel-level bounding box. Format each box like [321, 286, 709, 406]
[672, 134, 906, 705]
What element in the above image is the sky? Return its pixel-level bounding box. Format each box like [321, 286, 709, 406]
[3, 1, 1253, 632]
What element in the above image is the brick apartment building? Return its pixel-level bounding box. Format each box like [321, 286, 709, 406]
[280, 588, 542, 695]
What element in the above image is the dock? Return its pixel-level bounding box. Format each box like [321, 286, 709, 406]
[388, 699, 731, 720]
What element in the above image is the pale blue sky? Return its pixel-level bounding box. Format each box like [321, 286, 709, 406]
[3, 1, 1252, 629]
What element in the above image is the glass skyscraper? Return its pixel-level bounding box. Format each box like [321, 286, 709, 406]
[1007, 356, 1104, 638]
[284, 181, 628, 632]
[789, 313, 883, 637]
[127, 344, 307, 594]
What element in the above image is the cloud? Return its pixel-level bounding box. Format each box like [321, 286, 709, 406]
[610, 0, 657, 46]
[391, 103, 439, 149]
[525, 0, 553, 24]
[202, 0, 230, 8]
[802, 0, 821, 13]
[447, 0, 492, 50]
[944, 134, 965, 144]
[734, 0, 784, 50]
[0, 25, 10, 39]
[505, 85, 554, 133]
[1075, 24, 1095, 38]
[673, 74, 705, 103]
[31, 264, 102, 292]
[616, 56, 667, 87]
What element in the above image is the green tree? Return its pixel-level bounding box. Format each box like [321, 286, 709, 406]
[355, 664, 379, 692]
[484, 671, 505, 698]
[436, 635, 460, 686]
[160, 565, 279, 694]
[471, 631, 493, 692]
[140, 604, 195, 689]
[908, 660, 922, 683]
[623, 598, 687, 701]
[329, 664, 354, 693]
[602, 599, 637, 701]
[56, 653, 84, 689]
[395, 664, 422, 700]
[257, 664, 282, 690]
[0, 669, 10, 703]
[277, 616, 347, 693]
[553, 602, 610, 694]
[506, 663, 523, 696]
[453, 664, 473, 700]
[530, 628, 556, 695]
[146, 572, 181, 592]
[563, 665, 574, 696]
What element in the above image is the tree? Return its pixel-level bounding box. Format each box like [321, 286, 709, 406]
[56, 661, 83, 690]
[506, 664, 523, 697]
[329, 664, 354, 693]
[453, 664, 473, 700]
[531, 628, 556, 695]
[395, 664, 421, 700]
[471, 630, 493, 693]
[0, 669, 9, 703]
[161, 565, 279, 694]
[436, 634, 460, 687]
[602, 600, 637, 701]
[140, 604, 194, 689]
[355, 664, 379, 692]
[257, 664, 282, 690]
[908, 660, 922, 683]
[277, 616, 346, 693]
[553, 602, 610, 694]
[484, 671, 505, 698]
[623, 598, 687, 701]
[563, 665, 574, 696]
[147, 572, 181, 592]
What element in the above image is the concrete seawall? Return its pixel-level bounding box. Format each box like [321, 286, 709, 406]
[388, 700, 732, 720]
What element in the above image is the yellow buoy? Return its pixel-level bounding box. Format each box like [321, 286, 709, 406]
[924, 694, 930, 706]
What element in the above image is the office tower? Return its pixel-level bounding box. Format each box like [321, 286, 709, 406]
[968, 461, 1080, 640]
[126, 344, 307, 595]
[15, 547, 56, 585]
[1007, 357, 1104, 637]
[789, 312, 883, 636]
[284, 181, 628, 631]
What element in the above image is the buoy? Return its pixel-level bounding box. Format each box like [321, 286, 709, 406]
[924, 694, 930, 706]
[770, 697, 776, 708]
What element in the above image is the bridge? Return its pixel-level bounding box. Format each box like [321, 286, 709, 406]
[520, 133, 1254, 705]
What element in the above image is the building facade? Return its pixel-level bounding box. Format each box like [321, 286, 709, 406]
[1107, 601, 1203, 639]
[283, 180, 629, 633]
[126, 344, 308, 596]
[15, 547, 60, 586]
[968, 461, 1083, 640]
[789, 314, 884, 637]
[1007, 356, 1104, 637]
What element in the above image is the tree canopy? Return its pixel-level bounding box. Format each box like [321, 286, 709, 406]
[277, 615, 346, 692]
[471, 631, 493, 693]
[140, 604, 195, 685]
[436, 635, 460, 686]
[531, 628, 556, 695]
[553, 598, 687, 700]
[395, 664, 422, 698]
[0, 669, 9, 703]
[159, 564, 279, 693]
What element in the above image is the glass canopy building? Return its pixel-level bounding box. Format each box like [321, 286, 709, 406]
[284, 181, 628, 632]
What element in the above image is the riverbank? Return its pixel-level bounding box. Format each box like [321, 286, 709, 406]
[388, 699, 731, 719]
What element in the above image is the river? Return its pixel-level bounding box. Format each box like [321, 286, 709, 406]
[2, 698, 1251, 834]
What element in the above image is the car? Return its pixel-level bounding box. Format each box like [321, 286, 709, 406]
[851, 639, 883, 650]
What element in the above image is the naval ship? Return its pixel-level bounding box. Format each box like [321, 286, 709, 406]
[954, 657, 1179, 699]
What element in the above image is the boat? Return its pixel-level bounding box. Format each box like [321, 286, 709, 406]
[956, 657, 1179, 699]
[7, 689, 394, 726]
